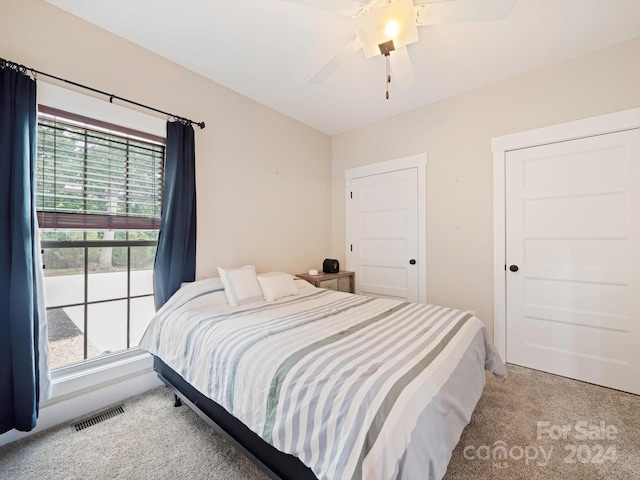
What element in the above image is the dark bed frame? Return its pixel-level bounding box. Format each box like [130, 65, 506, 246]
[153, 356, 318, 480]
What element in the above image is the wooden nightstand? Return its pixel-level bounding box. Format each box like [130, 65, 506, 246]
[296, 271, 355, 294]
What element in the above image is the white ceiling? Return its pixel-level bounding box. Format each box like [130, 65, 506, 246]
[45, 0, 640, 136]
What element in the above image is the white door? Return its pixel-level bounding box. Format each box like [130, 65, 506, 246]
[349, 168, 419, 301]
[506, 128, 640, 395]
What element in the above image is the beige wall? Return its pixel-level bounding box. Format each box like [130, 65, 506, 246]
[3, 2, 640, 337]
[0, 0, 332, 278]
[332, 38, 640, 337]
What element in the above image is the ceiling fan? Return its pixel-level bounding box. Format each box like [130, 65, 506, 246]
[282, 0, 517, 97]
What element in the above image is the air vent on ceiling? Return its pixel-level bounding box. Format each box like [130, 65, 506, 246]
[73, 405, 124, 432]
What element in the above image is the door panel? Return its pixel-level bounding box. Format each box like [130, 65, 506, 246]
[351, 168, 419, 301]
[506, 129, 640, 395]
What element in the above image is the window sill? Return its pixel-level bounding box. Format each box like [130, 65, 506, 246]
[45, 348, 157, 406]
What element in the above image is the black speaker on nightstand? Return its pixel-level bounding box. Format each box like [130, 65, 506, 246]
[322, 259, 339, 274]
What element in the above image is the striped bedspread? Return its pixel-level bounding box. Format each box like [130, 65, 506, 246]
[140, 278, 507, 480]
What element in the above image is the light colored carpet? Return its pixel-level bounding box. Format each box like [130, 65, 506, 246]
[444, 364, 640, 480]
[1, 364, 638, 480]
[0, 388, 267, 480]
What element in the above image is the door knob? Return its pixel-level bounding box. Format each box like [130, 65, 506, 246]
[509, 265, 519, 272]
[409, 259, 416, 265]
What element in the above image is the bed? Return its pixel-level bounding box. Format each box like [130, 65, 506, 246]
[139, 273, 506, 480]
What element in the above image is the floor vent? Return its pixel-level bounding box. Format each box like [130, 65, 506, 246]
[73, 405, 124, 432]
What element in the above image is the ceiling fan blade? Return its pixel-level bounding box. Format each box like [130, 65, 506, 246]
[389, 46, 416, 90]
[277, 0, 368, 17]
[415, 0, 516, 26]
[308, 37, 363, 85]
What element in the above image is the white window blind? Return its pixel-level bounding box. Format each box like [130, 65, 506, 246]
[36, 107, 165, 230]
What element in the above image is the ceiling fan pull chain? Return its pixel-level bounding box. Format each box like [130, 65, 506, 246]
[385, 54, 391, 100]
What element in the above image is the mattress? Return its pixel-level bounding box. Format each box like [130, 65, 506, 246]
[139, 277, 506, 480]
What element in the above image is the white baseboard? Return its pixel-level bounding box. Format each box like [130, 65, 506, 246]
[0, 349, 163, 447]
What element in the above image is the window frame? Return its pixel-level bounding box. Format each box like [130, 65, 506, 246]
[37, 106, 165, 368]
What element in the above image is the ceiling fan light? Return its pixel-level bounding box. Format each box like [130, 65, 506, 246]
[352, 0, 418, 58]
[384, 20, 401, 39]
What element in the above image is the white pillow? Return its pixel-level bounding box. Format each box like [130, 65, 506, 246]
[257, 272, 299, 302]
[217, 265, 264, 306]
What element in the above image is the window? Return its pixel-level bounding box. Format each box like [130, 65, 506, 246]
[37, 106, 165, 369]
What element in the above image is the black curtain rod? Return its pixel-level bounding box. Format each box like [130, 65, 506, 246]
[0, 57, 205, 129]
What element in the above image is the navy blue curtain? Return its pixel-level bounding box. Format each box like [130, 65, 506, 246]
[153, 121, 197, 310]
[0, 65, 50, 434]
